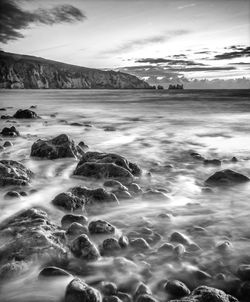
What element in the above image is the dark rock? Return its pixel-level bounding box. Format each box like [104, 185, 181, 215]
[39, 266, 71, 278]
[118, 235, 129, 248]
[114, 190, 132, 200]
[158, 243, 174, 253]
[164, 280, 190, 298]
[170, 231, 191, 245]
[0, 160, 33, 187]
[66, 222, 88, 237]
[0, 208, 66, 262]
[52, 192, 84, 212]
[134, 283, 152, 301]
[0, 108, 6, 111]
[101, 281, 117, 295]
[205, 169, 249, 186]
[3, 141, 12, 147]
[4, 190, 21, 199]
[31, 134, 80, 159]
[190, 152, 205, 161]
[231, 157, 238, 163]
[88, 220, 116, 234]
[130, 238, 150, 250]
[65, 278, 101, 302]
[116, 292, 132, 302]
[203, 159, 221, 166]
[238, 264, 250, 281]
[240, 281, 250, 297]
[19, 191, 28, 196]
[190, 286, 238, 302]
[1, 126, 20, 137]
[30, 105, 37, 109]
[70, 234, 100, 261]
[102, 238, 121, 253]
[173, 244, 185, 257]
[103, 296, 122, 302]
[1, 115, 12, 119]
[61, 214, 88, 228]
[73, 151, 141, 182]
[71, 186, 118, 206]
[13, 109, 38, 119]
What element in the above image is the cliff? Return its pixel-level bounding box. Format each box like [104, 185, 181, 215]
[0, 51, 151, 89]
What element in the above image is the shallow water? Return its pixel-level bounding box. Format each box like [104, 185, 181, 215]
[1, 89, 250, 301]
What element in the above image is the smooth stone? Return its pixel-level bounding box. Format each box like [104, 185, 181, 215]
[102, 238, 121, 252]
[170, 231, 191, 245]
[103, 179, 128, 191]
[61, 214, 88, 228]
[70, 234, 100, 261]
[216, 241, 233, 253]
[116, 292, 132, 302]
[158, 243, 174, 253]
[130, 238, 150, 250]
[114, 190, 132, 200]
[203, 159, 221, 166]
[66, 222, 88, 237]
[127, 183, 142, 194]
[4, 191, 21, 199]
[134, 283, 152, 301]
[39, 266, 71, 278]
[65, 278, 101, 302]
[3, 141, 12, 147]
[190, 152, 205, 161]
[101, 281, 117, 295]
[190, 286, 238, 302]
[164, 280, 190, 298]
[1, 126, 20, 137]
[173, 244, 185, 257]
[88, 220, 116, 234]
[205, 169, 249, 186]
[231, 157, 238, 163]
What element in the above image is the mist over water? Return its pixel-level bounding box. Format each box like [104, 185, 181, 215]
[1, 89, 250, 301]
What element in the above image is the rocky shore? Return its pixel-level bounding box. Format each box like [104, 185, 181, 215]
[1, 102, 250, 302]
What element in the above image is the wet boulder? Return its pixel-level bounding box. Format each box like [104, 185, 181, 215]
[101, 281, 117, 295]
[170, 232, 192, 246]
[66, 222, 88, 237]
[1, 126, 20, 137]
[203, 159, 221, 166]
[52, 192, 85, 212]
[3, 141, 12, 147]
[13, 109, 38, 119]
[0, 160, 33, 187]
[205, 169, 249, 186]
[70, 186, 118, 206]
[61, 214, 88, 229]
[31, 134, 80, 159]
[4, 191, 21, 199]
[102, 238, 121, 253]
[88, 220, 116, 234]
[39, 266, 72, 278]
[0, 208, 67, 263]
[164, 280, 190, 298]
[70, 234, 100, 261]
[134, 283, 152, 301]
[130, 238, 150, 250]
[73, 151, 141, 182]
[65, 278, 101, 302]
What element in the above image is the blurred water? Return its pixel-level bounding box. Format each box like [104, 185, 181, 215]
[0, 89, 250, 300]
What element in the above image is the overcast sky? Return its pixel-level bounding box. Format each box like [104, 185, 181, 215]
[0, 0, 249, 88]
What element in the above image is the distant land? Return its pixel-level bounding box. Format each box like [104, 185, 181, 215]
[0, 51, 151, 89]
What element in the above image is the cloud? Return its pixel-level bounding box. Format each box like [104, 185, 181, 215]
[177, 3, 196, 10]
[135, 57, 206, 66]
[214, 46, 250, 60]
[103, 30, 190, 54]
[0, 0, 86, 43]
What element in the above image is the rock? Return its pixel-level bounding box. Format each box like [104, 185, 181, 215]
[0, 261, 28, 280]
[130, 238, 150, 250]
[216, 241, 233, 253]
[188, 286, 238, 302]
[3, 141, 12, 147]
[118, 235, 129, 248]
[231, 157, 238, 163]
[39, 266, 71, 278]
[190, 152, 205, 161]
[0, 208, 66, 262]
[116, 292, 132, 302]
[61, 214, 88, 228]
[158, 243, 174, 253]
[203, 159, 221, 166]
[52, 192, 84, 212]
[13, 109, 38, 119]
[114, 190, 132, 200]
[134, 283, 152, 302]
[31, 134, 80, 159]
[66, 222, 88, 237]
[88, 220, 116, 234]
[1, 126, 20, 137]
[164, 280, 190, 298]
[205, 169, 249, 186]
[102, 238, 121, 253]
[73, 151, 141, 182]
[173, 244, 185, 257]
[170, 232, 191, 245]
[30, 105, 37, 109]
[137, 295, 158, 302]
[142, 189, 169, 201]
[65, 278, 101, 302]
[0, 160, 33, 187]
[103, 296, 122, 302]
[101, 281, 117, 295]
[1, 115, 12, 119]
[0, 108, 6, 111]
[71, 186, 118, 206]
[70, 234, 100, 261]
[4, 190, 21, 199]
[240, 281, 250, 297]
[104, 180, 128, 191]
[127, 183, 142, 194]
[238, 264, 250, 281]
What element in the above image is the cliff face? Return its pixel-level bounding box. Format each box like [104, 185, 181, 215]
[0, 51, 151, 89]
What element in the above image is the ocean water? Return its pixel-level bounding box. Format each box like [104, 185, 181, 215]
[0, 89, 250, 301]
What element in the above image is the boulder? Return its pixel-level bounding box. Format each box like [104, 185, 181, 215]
[66, 222, 88, 237]
[101, 281, 117, 295]
[31, 134, 80, 159]
[0, 160, 33, 187]
[88, 220, 116, 234]
[70, 234, 100, 261]
[164, 280, 190, 298]
[4, 191, 21, 199]
[52, 192, 84, 212]
[205, 169, 249, 186]
[39, 266, 72, 278]
[71, 186, 118, 206]
[0, 208, 66, 263]
[13, 109, 38, 119]
[130, 238, 150, 250]
[203, 159, 221, 166]
[3, 141, 12, 147]
[65, 278, 101, 302]
[170, 232, 192, 246]
[134, 283, 152, 301]
[103, 179, 128, 191]
[1, 126, 20, 137]
[102, 238, 121, 252]
[73, 151, 141, 182]
[118, 235, 129, 248]
[61, 214, 88, 228]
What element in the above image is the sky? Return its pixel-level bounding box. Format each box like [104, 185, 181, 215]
[0, 0, 250, 88]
